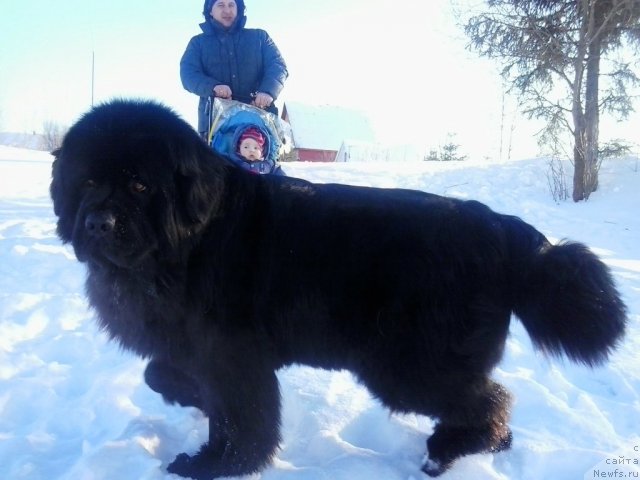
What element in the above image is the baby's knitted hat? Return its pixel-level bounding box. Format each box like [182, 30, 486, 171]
[238, 127, 265, 149]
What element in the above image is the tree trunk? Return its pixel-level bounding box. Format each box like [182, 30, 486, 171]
[582, 5, 603, 200]
[572, 122, 587, 202]
[571, 49, 587, 198]
[574, 47, 601, 202]
[572, 0, 603, 202]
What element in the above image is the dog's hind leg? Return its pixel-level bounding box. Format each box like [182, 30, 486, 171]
[422, 379, 513, 477]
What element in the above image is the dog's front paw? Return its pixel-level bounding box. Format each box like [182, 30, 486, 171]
[168, 453, 199, 479]
[168, 452, 216, 480]
[490, 428, 513, 453]
[167, 443, 257, 480]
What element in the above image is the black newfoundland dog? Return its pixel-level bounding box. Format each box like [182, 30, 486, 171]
[51, 99, 626, 479]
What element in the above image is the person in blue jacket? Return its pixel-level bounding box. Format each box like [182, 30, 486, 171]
[180, 0, 288, 138]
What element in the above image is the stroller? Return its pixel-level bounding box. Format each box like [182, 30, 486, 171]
[206, 97, 292, 175]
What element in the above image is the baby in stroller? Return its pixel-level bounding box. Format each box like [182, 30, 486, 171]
[208, 98, 291, 175]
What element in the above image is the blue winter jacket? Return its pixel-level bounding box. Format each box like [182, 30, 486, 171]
[180, 3, 288, 133]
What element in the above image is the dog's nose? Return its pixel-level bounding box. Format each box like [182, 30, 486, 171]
[85, 212, 116, 236]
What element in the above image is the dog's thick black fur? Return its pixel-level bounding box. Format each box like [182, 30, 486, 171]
[50, 99, 627, 479]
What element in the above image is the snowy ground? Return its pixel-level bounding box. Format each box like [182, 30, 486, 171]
[0, 145, 638, 480]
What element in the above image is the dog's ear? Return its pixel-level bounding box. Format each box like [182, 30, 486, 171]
[50, 149, 63, 216]
[176, 163, 222, 226]
[163, 148, 226, 252]
[50, 148, 74, 243]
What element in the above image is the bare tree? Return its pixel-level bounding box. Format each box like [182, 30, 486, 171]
[42, 120, 67, 151]
[465, 0, 640, 201]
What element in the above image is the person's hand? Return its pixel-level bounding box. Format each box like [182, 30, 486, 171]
[253, 92, 273, 109]
[213, 85, 232, 99]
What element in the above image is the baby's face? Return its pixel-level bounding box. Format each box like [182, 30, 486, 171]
[239, 138, 263, 161]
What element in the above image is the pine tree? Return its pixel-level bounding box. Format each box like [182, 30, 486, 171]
[465, 0, 640, 201]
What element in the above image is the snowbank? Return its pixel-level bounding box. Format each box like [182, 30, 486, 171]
[1, 148, 638, 479]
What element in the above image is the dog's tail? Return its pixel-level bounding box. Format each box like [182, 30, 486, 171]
[506, 218, 627, 366]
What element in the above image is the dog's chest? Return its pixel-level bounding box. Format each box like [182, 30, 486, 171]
[87, 270, 189, 357]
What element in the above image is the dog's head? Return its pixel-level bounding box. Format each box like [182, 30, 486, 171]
[50, 99, 226, 269]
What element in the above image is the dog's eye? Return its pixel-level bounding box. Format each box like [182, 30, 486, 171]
[130, 181, 147, 194]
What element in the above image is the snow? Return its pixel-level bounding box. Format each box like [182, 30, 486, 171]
[1, 145, 638, 480]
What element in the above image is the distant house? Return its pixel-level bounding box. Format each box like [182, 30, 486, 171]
[281, 102, 375, 162]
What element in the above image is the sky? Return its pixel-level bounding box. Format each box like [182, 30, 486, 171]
[1, 0, 638, 160]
